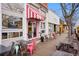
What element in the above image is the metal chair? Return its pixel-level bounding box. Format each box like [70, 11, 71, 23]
[27, 39, 36, 55]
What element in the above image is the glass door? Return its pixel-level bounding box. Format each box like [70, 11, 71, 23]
[33, 22, 36, 37]
[28, 21, 32, 38]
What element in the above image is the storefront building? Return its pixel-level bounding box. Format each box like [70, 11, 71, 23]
[45, 9, 60, 36]
[59, 19, 64, 33]
[0, 3, 24, 47]
[59, 19, 69, 33]
[26, 3, 48, 41]
[0, 3, 48, 47]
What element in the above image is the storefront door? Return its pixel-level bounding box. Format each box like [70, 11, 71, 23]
[28, 21, 32, 38]
[28, 21, 37, 39]
[54, 24, 56, 32]
[33, 22, 36, 37]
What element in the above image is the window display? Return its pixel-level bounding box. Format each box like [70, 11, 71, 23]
[2, 32, 23, 39]
[12, 32, 19, 37]
[41, 22, 45, 29]
[2, 14, 9, 28]
[49, 23, 54, 33]
[2, 14, 22, 29]
[2, 33, 7, 39]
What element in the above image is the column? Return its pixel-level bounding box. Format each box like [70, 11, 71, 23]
[22, 3, 28, 41]
[0, 3, 2, 44]
[45, 13, 49, 35]
[36, 21, 39, 37]
[38, 22, 40, 38]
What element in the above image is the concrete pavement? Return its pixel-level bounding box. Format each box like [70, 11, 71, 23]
[32, 32, 68, 56]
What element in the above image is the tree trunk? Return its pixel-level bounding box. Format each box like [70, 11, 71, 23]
[66, 17, 73, 43]
[68, 25, 72, 42]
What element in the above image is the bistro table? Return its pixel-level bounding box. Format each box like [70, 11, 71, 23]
[51, 50, 73, 56]
[0, 45, 11, 56]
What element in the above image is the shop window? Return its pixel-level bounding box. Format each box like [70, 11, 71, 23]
[8, 32, 19, 38]
[15, 18, 22, 29]
[2, 33, 7, 39]
[12, 32, 19, 37]
[43, 23, 45, 29]
[2, 32, 22, 39]
[28, 21, 32, 38]
[2, 14, 22, 29]
[41, 22, 42, 29]
[8, 32, 13, 38]
[48, 23, 54, 33]
[2, 14, 9, 29]
[40, 22, 45, 29]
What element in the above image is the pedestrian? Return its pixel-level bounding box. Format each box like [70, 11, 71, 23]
[40, 30, 45, 42]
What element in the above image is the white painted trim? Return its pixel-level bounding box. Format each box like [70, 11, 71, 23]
[2, 36, 23, 40]
[0, 4, 2, 45]
[2, 29, 22, 32]
[23, 3, 28, 41]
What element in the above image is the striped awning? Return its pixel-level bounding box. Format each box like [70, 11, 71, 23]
[26, 4, 45, 21]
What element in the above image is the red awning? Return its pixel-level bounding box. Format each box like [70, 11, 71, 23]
[26, 4, 45, 21]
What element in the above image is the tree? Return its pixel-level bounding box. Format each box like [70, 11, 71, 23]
[60, 3, 79, 41]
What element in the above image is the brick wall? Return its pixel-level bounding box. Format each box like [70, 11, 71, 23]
[40, 3, 48, 9]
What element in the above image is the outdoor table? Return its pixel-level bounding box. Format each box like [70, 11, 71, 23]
[0, 45, 11, 56]
[51, 50, 73, 56]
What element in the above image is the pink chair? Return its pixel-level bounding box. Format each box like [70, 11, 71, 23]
[27, 42, 33, 55]
[27, 39, 36, 55]
[32, 39, 36, 50]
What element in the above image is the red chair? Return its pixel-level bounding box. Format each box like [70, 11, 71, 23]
[27, 39, 36, 55]
[32, 39, 36, 50]
[27, 42, 33, 55]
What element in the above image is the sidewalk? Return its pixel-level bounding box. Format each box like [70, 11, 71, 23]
[32, 32, 68, 56]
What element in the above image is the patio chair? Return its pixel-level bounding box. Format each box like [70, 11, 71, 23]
[32, 39, 36, 50]
[27, 39, 36, 55]
[27, 42, 33, 55]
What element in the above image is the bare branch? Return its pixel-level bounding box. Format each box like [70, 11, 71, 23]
[70, 4, 79, 17]
[60, 3, 67, 18]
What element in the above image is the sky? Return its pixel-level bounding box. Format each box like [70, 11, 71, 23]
[48, 3, 64, 20]
[48, 3, 79, 24]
